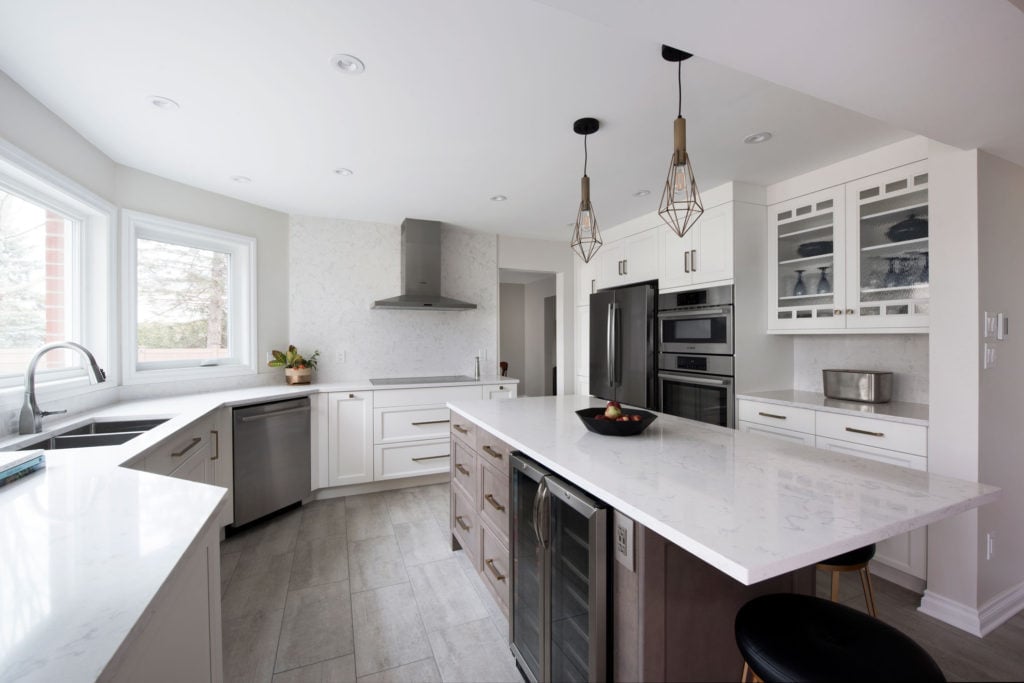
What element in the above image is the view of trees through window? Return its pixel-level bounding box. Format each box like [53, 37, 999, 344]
[0, 189, 74, 375]
[136, 238, 231, 364]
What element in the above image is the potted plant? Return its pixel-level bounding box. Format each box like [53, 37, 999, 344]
[268, 345, 320, 385]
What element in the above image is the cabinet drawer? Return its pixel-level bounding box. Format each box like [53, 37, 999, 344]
[374, 405, 450, 444]
[738, 421, 816, 446]
[815, 436, 927, 471]
[479, 465, 510, 545]
[374, 439, 451, 480]
[452, 485, 479, 565]
[374, 385, 482, 408]
[480, 524, 510, 611]
[476, 430, 513, 474]
[737, 400, 815, 434]
[144, 417, 214, 476]
[815, 412, 926, 456]
[451, 437, 477, 502]
[450, 415, 478, 446]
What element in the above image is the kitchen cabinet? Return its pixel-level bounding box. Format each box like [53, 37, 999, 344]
[768, 162, 929, 333]
[737, 398, 927, 581]
[659, 202, 733, 290]
[597, 228, 658, 288]
[574, 255, 598, 306]
[574, 305, 589, 390]
[326, 391, 374, 486]
[482, 383, 517, 399]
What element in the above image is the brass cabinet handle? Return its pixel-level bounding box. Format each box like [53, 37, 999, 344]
[453, 424, 469, 434]
[758, 412, 787, 420]
[455, 463, 470, 476]
[485, 493, 506, 512]
[846, 426, 884, 437]
[210, 430, 219, 460]
[171, 437, 202, 458]
[455, 515, 471, 531]
[412, 419, 450, 426]
[481, 445, 503, 459]
[485, 558, 507, 582]
[412, 454, 450, 462]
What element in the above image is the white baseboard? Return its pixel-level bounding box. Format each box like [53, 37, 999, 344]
[919, 579, 1024, 637]
[312, 472, 449, 501]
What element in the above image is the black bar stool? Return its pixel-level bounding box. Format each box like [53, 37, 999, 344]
[816, 543, 877, 616]
[735, 593, 944, 682]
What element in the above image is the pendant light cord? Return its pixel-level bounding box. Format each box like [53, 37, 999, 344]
[677, 61, 682, 117]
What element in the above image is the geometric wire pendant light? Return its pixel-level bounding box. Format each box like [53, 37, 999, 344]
[657, 45, 704, 238]
[570, 117, 603, 263]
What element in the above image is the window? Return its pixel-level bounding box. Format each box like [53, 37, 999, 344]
[122, 210, 256, 382]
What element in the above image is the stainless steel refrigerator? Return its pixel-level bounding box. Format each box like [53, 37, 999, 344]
[588, 283, 656, 408]
[511, 453, 608, 683]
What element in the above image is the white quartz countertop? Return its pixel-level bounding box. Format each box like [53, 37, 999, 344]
[447, 396, 995, 585]
[737, 389, 928, 426]
[0, 375, 517, 682]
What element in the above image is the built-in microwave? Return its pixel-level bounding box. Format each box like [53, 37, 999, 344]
[657, 285, 734, 355]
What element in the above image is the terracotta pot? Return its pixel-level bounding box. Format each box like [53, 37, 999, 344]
[284, 367, 312, 385]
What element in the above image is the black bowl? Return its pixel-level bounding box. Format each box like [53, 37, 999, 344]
[576, 408, 657, 436]
[797, 240, 833, 258]
[886, 215, 928, 242]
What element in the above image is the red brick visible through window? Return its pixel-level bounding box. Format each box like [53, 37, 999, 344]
[44, 212, 64, 368]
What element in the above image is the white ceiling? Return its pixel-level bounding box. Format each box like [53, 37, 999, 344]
[0, 0, 962, 239]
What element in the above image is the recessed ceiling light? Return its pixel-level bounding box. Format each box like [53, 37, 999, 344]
[490, 195, 508, 202]
[147, 95, 180, 111]
[334, 168, 354, 176]
[633, 190, 651, 197]
[331, 53, 365, 75]
[231, 175, 252, 184]
[743, 131, 773, 144]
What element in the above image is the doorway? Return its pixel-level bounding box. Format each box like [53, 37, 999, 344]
[498, 269, 557, 397]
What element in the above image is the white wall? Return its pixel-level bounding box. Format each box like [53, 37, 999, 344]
[792, 335, 929, 403]
[523, 276, 555, 397]
[499, 283, 526, 384]
[288, 216, 497, 381]
[976, 150, 1024, 606]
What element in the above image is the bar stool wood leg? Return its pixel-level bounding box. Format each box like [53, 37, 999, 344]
[860, 567, 878, 617]
[740, 660, 763, 683]
[831, 570, 841, 602]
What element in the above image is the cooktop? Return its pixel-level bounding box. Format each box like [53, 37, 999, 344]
[368, 375, 478, 386]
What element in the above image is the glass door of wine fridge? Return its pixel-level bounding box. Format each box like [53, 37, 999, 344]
[511, 453, 608, 683]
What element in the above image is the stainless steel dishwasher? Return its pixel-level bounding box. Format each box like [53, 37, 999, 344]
[232, 397, 311, 526]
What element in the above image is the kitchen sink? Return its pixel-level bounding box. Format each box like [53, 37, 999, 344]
[18, 418, 169, 451]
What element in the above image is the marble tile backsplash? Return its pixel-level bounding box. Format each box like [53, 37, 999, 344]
[793, 334, 929, 403]
[288, 216, 498, 382]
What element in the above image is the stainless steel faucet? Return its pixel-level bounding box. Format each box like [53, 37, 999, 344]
[19, 342, 106, 434]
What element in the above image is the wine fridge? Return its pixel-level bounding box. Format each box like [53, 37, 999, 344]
[510, 453, 608, 683]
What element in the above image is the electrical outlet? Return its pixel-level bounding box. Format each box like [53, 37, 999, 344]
[265, 351, 273, 363]
[984, 343, 997, 369]
[987, 532, 995, 560]
[984, 312, 997, 339]
[335, 350, 346, 364]
[613, 510, 635, 571]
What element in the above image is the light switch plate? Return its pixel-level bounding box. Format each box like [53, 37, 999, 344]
[984, 343, 997, 369]
[984, 312, 997, 339]
[613, 510, 635, 572]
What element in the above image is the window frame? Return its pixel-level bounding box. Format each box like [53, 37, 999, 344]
[121, 210, 257, 384]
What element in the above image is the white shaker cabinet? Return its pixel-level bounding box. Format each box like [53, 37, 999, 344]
[659, 203, 733, 290]
[574, 255, 599, 306]
[482, 383, 518, 399]
[597, 228, 658, 288]
[326, 391, 374, 486]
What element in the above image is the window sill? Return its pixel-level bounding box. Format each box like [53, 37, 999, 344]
[121, 363, 257, 386]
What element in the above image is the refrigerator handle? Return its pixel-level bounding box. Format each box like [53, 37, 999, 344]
[612, 303, 620, 385]
[605, 303, 614, 386]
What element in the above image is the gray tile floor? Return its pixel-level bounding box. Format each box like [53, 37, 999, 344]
[220, 483, 520, 683]
[222, 483, 1024, 683]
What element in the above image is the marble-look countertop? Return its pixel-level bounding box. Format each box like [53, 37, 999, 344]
[447, 396, 995, 585]
[737, 389, 929, 426]
[0, 376, 517, 682]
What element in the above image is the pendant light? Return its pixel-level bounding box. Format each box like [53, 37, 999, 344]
[570, 117, 602, 263]
[657, 45, 704, 238]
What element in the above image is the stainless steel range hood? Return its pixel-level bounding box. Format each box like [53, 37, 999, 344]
[372, 219, 477, 311]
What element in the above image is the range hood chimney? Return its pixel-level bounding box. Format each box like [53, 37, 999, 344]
[372, 219, 477, 311]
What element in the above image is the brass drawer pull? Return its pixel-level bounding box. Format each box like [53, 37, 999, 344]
[485, 558, 507, 582]
[846, 427, 884, 437]
[412, 454, 450, 462]
[412, 419, 450, 426]
[453, 424, 469, 434]
[455, 515, 471, 531]
[455, 463, 470, 476]
[171, 437, 202, 458]
[482, 445, 503, 459]
[485, 493, 506, 512]
[758, 412, 787, 420]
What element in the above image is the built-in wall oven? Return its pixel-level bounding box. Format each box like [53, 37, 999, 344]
[657, 285, 735, 428]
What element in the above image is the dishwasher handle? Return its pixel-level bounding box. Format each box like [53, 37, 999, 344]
[239, 405, 311, 422]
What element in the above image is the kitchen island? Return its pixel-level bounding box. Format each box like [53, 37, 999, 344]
[447, 395, 997, 680]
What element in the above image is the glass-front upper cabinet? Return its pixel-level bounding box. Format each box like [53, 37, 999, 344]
[844, 161, 929, 330]
[768, 187, 846, 331]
